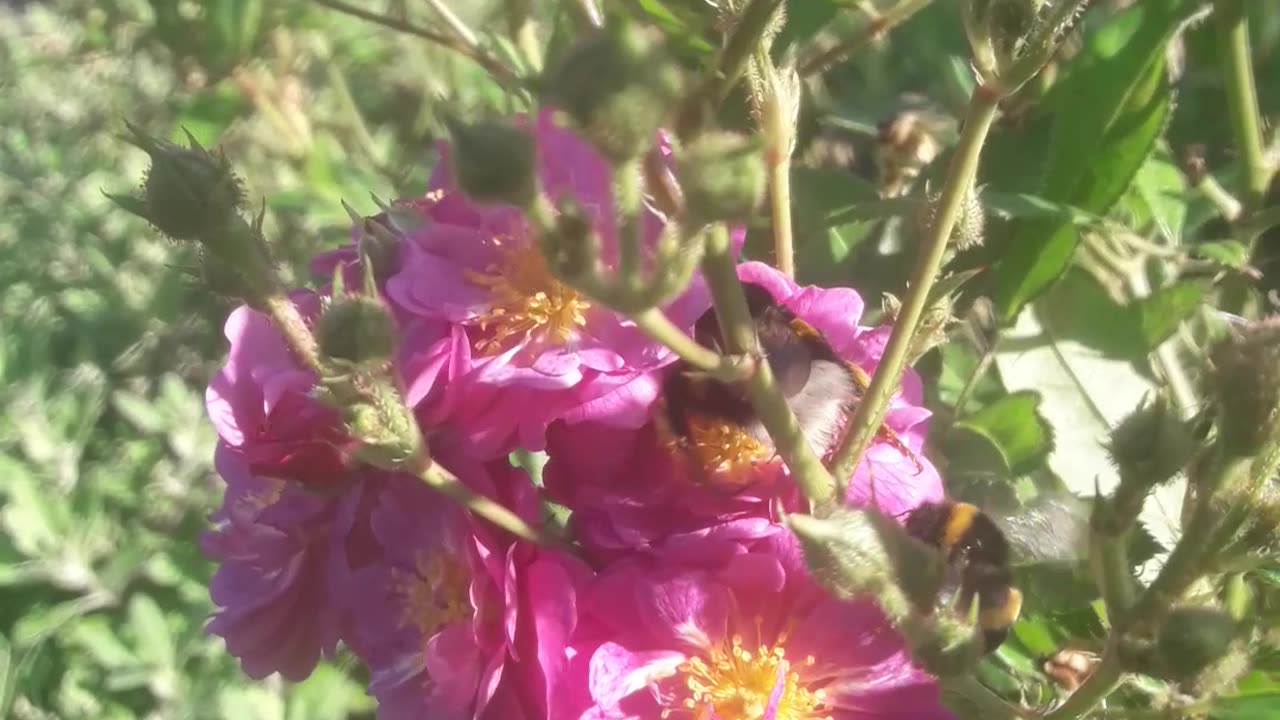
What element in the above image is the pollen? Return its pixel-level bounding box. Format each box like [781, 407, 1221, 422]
[463, 239, 590, 354]
[672, 635, 830, 720]
[675, 415, 773, 481]
[392, 552, 472, 638]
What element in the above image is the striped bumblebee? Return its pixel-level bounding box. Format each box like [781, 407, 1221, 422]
[903, 495, 1089, 654]
[657, 280, 920, 480]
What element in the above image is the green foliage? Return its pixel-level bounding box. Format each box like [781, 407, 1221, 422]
[5, 0, 1280, 718]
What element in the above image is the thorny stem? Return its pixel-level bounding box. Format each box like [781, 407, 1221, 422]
[701, 226, 839, 507]
[1215, 0, 1272, 218]
[263, 294, 323, 375]
[799, 0, 935, 77]
[830, 86, 1001, 489]
[309, 0, 522, 89]
[678, 0, 784, 138]
[757, 53, 797, 278]
[1121, 454, 1254, 633]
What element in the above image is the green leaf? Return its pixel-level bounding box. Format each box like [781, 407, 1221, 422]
[790, 167, 885, 283]
[68, 617, 140, 669]
[127, 594, 175, 669]
[1212, 672, 1280, 720]
[954, 391, 1054, 476]
[989, 0, 1195, 321]
[1195, 240, 1251, 269]
[1038, 267, 1204, 361]
[1134, 280, 1207, 349]
[993, 305, 1185, 560]
[286, 664, 371, 720]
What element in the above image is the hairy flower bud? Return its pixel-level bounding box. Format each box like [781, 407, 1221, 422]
[544, 20, 683, 163]
[676, 132, 767, 226]
[1107, 395, 1198, 490]
[122, 123, 245, 241]
[962, 0, 1047, 78]
[787, 509, 942, 619]
[915, 186, 986, 251]
[444, 118, 537, 208]
[317, 294, 398, 366]
[1209, 318, 1280, 458]
[1156, 606, 1240, 682]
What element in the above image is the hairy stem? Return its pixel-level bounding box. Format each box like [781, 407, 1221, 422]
[677, 0, 783, 137]
[1122, 454, 1254, 633]
[799, 0, 935, 77]
[830, 86, 1001, 487]
[263, 294, 323, 375]
[701, 226, 839, 506]
[1215, 0, 1271, 216]
[310, 0, 521, 88]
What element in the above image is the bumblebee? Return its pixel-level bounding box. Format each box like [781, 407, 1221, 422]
[657, 281, 920, 481]
[903, 494, 1089, 654]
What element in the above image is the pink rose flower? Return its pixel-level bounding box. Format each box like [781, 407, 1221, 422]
[375, 109, 719, 458]
[558, 532, 953, 720]
[205, 291, 354, 489]
[200, 442, 350, 681]
[543, 262, 943, 559]
[336, 452, 591, 719]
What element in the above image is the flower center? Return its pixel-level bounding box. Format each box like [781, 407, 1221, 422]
[463, 239, 590, 354]
[672, 415, 773, 481]
[394, 552, 472, 638]
[670, 635, 829, 720]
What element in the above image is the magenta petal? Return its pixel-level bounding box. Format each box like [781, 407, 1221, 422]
[588, 642, 685, 710]
[736, 261, 800, 302]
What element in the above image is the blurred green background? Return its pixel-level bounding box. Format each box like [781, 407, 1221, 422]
[1, 1, 1278, 718]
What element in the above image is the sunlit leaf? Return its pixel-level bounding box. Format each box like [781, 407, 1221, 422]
[989, 0, 1197, 321]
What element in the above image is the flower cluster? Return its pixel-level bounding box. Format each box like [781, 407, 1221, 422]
[202, 110, 951, 719]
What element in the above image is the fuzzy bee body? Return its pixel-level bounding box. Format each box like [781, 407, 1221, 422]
[902, 494, 1089, 654]
[903, 500, 1024, 654]
[658, 281, 918, 478]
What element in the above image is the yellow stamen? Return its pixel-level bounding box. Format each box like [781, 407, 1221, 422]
[393, 552, 472, 638]
[463, 239, 590, 354]
[669, 415, 773, 482]
[671, 636, 831, 720]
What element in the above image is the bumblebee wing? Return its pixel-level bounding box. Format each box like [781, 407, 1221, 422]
[993, 494, 1090, 565]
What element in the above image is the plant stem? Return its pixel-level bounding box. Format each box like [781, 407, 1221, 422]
[425, 0, 480, 47]
[799, 0, 935, 77]
[504, 0, 544, 72]
[565, 0, 603, 30]
[1239, 204, 1280, 239]
[711, 0, 783, 106]
[701, 226, 839, 506]
[631, 307, 754, 382]
[1215, 0, 1271, 216]
[1121, 454, 1254, 633]
[310, 0, 522, 88]
[830, 86, 1001, 487]
[769, 155, 794, 277]
[263, 294, 323, 375]
[1043, 648, 1125, 720]
[410, 452, 572, 551]
[677, 0, 783, 137]
[940, 674, 1031, 720]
